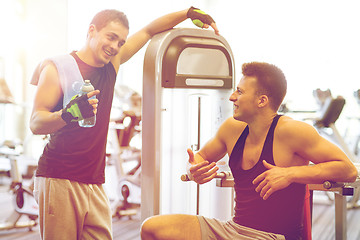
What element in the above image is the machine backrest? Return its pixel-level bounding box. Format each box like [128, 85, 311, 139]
[316, 96, 345, 127]
[313, 88, 332, 107]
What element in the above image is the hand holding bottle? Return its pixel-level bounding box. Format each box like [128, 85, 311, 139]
[79, 80, 98, 127]
[60, 90, 99, 124]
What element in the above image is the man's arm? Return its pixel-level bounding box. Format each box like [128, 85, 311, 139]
[290, 122, 357, 183]
[253, 118, 358, 200]
[111, 7, 219, 72]
[30, 63, 66, 134]
[186, 136, 227, 184]
[187, 117, 244, 184]
[30, 63, 99, 135]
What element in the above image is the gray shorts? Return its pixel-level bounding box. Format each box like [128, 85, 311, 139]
[197, 216, 286, 240]
[34, 177, 112, 239]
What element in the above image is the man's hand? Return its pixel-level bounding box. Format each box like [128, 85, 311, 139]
[61, 90, 100, 124]
[252, 160, 292, 200]
[187, 7, 219, 35]
[186, 148, 219, 184]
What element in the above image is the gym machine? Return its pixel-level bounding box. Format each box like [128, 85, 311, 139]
[0, 146, 38, 231]
[142, 28, 235, 221]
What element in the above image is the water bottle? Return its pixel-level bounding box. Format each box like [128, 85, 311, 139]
[79, 80, 96, 127]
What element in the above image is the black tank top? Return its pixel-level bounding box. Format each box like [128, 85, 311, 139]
[229, 115, 305, 240]
[35, 52, 116, 184]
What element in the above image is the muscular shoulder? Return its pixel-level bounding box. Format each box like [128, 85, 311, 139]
[218, 117, 246, 136]
[38, 62, 60, 86]
[34, 62, 63, 111]
[216, 117, 247, 152]
[276, 116, 320, 147]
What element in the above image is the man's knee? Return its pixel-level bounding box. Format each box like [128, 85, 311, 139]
[140, 214, 201, 240]
[141, 216, 158, 240]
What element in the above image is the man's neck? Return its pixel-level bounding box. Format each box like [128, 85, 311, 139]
[76, 49, 104, 68]
[246, 112, 278, 143]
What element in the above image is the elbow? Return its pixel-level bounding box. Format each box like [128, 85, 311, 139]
[29, 118, 44, 135]
[348, 165, 358, 183]
[30, 117, 62, 135]
[30, 123, 49, 135]
[342, 162, 359, 183]
[30, 123, 40, 135]
[29, 114, 40, 135]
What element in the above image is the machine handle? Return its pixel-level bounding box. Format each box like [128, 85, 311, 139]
[180, 171, 231, 182]
[182, 173, 344, 190]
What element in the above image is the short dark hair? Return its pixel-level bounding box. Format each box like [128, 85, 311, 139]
[91, 9, 129, 31]
[242, 62, 287, 111]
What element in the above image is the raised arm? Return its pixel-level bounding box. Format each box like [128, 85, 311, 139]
[111, 7, 219, 71]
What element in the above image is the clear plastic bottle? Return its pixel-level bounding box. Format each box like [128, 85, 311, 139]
[79, 80, 96, 127]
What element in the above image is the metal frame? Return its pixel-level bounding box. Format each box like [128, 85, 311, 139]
[142, 28, 235, 221]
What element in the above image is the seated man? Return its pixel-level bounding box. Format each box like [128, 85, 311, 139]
[140, 62, 358, 240]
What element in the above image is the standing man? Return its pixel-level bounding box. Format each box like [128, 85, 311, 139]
[30, 7, 218, 240]
[140, 62, 358, 240]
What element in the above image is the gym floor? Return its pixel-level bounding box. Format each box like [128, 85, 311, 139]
[0, 182, 141, 240]
[1, 181, 360, 240]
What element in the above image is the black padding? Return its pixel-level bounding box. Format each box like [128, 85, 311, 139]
[317, 96, 345, 127]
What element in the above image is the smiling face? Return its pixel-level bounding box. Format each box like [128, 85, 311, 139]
[87, 21, 129, 67]
[229, 76, 260, 122]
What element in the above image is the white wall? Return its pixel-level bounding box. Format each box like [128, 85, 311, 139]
[2, 0, 360, 154]
[0, 0, 67, 157]
[209, 0, 360, 110]
[68, 0, 360, 113]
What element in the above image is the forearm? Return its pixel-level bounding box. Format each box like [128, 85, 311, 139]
[117, 6, 218, 67]
[30, 110, 66, 135]
[118, 9, 188, 65]
[197, 149, 226, 164]
[290, 160, 358, 184]
[144, 9, 188, 37]
[254, 159, 358, 200]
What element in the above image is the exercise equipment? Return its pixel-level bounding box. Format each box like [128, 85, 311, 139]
[0, 77, 43, 230]
[105, 86, 142, 219]
[311, 89, 355, 161]
[0, 145, 38, 231]
[311, 89, 360, 208]
[308, 165, 360, 240]
[142, 28, 235, 221]
[352, 89, 360, 157]
[313, 93, 353, 158]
